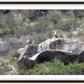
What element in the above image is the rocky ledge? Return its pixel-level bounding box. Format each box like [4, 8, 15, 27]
[15, 36, 84, 68]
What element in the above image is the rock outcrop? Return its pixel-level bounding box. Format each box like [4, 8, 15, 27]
[15, 36, 84, 68]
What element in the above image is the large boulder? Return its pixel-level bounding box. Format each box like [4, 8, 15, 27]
[15, 37, 84, 68]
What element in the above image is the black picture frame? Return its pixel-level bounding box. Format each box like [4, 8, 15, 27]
[0, 2, 84, 4]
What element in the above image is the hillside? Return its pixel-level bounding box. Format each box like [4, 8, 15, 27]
[0, 10, 84, 75]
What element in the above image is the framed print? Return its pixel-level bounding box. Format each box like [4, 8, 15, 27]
[0, 1, 84, 83]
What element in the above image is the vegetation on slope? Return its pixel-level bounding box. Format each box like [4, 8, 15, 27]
[0, 10, 83, 41]
[25, 58, 84, 75]
[0, 10, 84, 74]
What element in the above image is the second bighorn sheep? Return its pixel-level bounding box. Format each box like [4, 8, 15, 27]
[27, 39, 34, 45]
[53, 30, 63, 38]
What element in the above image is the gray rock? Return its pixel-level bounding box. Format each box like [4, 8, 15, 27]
[15, 37, 84, 68]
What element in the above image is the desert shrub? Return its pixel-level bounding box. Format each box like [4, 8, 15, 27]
[52, 24, 60, 30]
[73, 10, 84, 18]
[0, 66, 11, 75]
[0, 26, 20, 37]
[73, 10, 78, 17]
[56, 18, 80, 31]
[0, 10, 65, 40]
[0, 40, 26, 55]
[25, 58, 84, 75]
[2, 59, 10, 66]
[67, 32, 74, 39]
[0, 29, 14, 36]
[65, 61, 84, 75]
[1, 59, 12, 74]
[31, 10, 63, 33]
[0, 49, 18, 75]
[46, 10, 62, 24]
[20, 10, 48, 22]
[33, 33, 48, 44]
[25, 58, 64, 75]
[27, 10, 48, 21]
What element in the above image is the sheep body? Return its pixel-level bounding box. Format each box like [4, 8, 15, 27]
[53, 30, 63, 38]
[27, 39, 34, 45]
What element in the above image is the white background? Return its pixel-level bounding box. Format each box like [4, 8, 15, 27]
[0, 75, 84, 80]
[0, 4, 84, 80]
[0, 4, 84, 10]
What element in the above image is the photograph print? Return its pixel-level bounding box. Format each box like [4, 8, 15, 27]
[0, 10, 84, 75]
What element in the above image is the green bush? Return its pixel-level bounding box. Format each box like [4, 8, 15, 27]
[2, 59, 10, 66]
[25, 58, 64, 75]
[73, 10, 84, 18]
[73, 10, 78, 17]
[25, 58, 84, 75]
[52, 24, 60, 30]
[56, 18, 80, 31]
[0, 26, 20, 37]
[0, 28, 14, 36]
[47, 10, 62, 24]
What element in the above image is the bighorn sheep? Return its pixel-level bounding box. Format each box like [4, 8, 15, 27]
[53, 30, 63, 38]
[27, 39, 34, 45]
